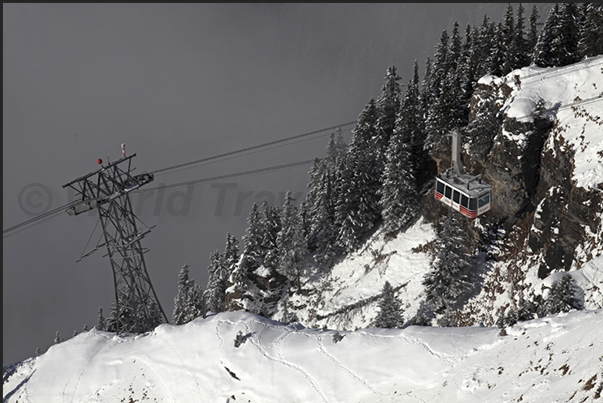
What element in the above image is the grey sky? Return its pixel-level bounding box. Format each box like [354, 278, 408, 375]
[3, 3, 552, 367]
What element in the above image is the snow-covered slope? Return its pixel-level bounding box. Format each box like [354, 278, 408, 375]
[4, 310, 603, 403]
[290, 217, 436, 331]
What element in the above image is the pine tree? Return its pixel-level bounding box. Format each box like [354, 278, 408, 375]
[474, 15, 495, 79]
[203, 250, 227, 315]
[413, 301, 433, 326]
[374, 281, 404, 328]
[407, 61, 429, 189]
[35, 347, 42, 357]
[486, 22, 506, 76]
[335, 99, 381, 252]
[458, 25, 478, 116]
[310, 168, 340, 268]
[555, 3, 581, 66]
[260, 202, 282, 272]
[502, 4, 518, 75]
[505, 307, 519, 327]
[430, 30, 450, 101]
[515, 3, 531, 68]
[517, 295, 536, 321]
[578, 4, 603, 58]
[541, 274, 583, 316]
[54, 331, 63, 344]
[437, 308, 458, 327]
[97, 306, 106, 331]
[375, 66, 402, 175]
[304, 157, 327, 251]
[447, 22, 463, 73]
[423, 212, 474, 312]
[324, 127, 348, 172]
[420, 57, 433, 114]
[240, 203, 264, 272]
[223, 233, 240, 273]
[276, 191, 306, 288]
[532, 4, 560, 67]
[527, 5, 541, 59]
[379, 104, 417, 235]
[82, 324, 89, 332]
[172, 264, 203, 324]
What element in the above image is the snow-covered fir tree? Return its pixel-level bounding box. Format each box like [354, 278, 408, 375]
[413, 301, 434, 326]
[527, 5, 541, 59]
[501, 4, 518, 75]
[405, 60, 429, 189]
[302, 129, 347, 265]
[532, 3, 561, 67]
[260, 202, 282, 272]
[379, 96, 417, 236]
[203, 250, 227, 315]
[335, 99, 381, 252]
[374, 281, 404, 328]
[276, 191, 306, 289]
[514, 3, 531, 68]
[517, 294, 536, 321]
[97, 306, 106, 331]
[541, 274, 583, 316]
[437, 308, 458, 327]
[54, 331, 63, 344]
[578, 4, 603, 59]
[309, 169, 339, 269]
[423, 212, 474, 312]
[172, 264, 204, 325]
[375, 66, 402, 175]
[240, 203, 264, 273]
[486, 22, 505, 77]
[555, 3, 581, 66]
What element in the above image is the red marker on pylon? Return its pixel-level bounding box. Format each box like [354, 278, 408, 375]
[121, 143, 126, 158]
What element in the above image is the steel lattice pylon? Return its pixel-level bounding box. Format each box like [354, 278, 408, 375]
[63, 154, 168, 333]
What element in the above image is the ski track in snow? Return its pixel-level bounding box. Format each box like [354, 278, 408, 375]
[316, 334, 382, 396]
[239, 319, 329, 403]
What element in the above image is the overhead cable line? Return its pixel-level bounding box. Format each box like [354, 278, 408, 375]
[3, 201, 77, 236]
[148, 121, 357, 175]
[138, 159, 315, 194]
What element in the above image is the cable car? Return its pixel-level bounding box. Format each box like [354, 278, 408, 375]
[434, 131, 492, 218]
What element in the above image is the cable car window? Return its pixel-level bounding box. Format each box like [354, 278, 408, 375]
[436, 180, 445, 194]
[444, 185, 452, 199]
[453, 190, 460, 203]
[479, 193, 490, 208]
[469, 198, 477, 210]
[461, 195, 468, 208]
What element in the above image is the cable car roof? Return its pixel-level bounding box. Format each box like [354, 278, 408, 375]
[437, 168, 492, 198]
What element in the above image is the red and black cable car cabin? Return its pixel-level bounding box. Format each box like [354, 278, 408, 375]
[434, 169, 492, 218]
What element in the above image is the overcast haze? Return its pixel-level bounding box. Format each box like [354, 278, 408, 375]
[3, 3, 552, 367]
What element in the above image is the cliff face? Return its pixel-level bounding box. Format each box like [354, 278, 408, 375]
[452, 56, 603, 325]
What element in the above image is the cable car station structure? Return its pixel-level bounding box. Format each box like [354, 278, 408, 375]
[434, 131, 493, 218]
[62, 153, 168, 333]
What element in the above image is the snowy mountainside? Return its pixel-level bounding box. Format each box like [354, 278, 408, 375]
[4, 310, 603, 403]
[274, 56, 603, 331]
